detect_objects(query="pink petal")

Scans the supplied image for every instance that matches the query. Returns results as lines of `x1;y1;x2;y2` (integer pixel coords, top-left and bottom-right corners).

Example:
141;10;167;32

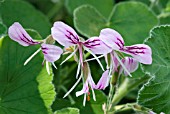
8;22;40;46
95;70;109;90
99;28;124;50
121;44;152;64
83;37;112;55
76;64;96;97
51;21;79;47
119;57;139;76
76;81;89;97
41;44;63;62
111;52;119;72
87;72;96;89
149;111;156;114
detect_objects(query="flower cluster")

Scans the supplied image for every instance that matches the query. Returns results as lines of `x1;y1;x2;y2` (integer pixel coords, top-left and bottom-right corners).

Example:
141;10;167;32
8;21;152;106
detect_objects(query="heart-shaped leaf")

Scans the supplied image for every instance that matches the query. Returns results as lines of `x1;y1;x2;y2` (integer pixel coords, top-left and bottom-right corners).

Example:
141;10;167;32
0;0;51;38
137;25;170;114
0;30;56;114
66;0;114;18
74;2;158;45
74;5;107;39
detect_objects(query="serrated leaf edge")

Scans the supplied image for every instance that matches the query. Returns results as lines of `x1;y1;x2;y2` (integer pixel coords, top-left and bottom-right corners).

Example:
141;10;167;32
137;25;170;105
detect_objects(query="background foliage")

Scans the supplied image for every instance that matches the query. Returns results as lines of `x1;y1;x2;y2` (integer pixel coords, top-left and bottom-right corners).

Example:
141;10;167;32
0;0;170;114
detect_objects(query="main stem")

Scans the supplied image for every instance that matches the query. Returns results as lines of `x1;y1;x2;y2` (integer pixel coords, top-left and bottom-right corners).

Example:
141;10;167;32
110;75;150;109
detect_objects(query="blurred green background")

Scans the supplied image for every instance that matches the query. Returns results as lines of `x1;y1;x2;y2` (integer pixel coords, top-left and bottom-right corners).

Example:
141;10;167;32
0;0;170;114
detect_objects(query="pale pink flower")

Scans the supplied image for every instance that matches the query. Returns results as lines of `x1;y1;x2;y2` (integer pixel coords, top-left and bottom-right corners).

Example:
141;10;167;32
8;22;63;74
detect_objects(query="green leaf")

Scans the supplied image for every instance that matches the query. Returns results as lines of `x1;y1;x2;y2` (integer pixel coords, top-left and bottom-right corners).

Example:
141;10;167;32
131;0;151;5
26;0;55;14
0;23;7;37
165;0;170;12
109;2;158;45
66;0;114;18
0;0;51;38
74;2;158;45
0;30;56;114
74;5;107;38
54;107;79;114
137;25;170;114
52;98;72;111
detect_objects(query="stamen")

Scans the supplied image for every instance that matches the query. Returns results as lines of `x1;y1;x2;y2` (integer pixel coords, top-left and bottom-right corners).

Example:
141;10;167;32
60;47;78;65
109;56;113;77
113;52;132;77
83;94;87;106
46;61;50;75
84;46;105;71
105;55;110;69
90;85;96;101
76;61;81;79
24;48;41;65
85;55;105;62
42;59;45;66
63;73;83;98
52;62;57;69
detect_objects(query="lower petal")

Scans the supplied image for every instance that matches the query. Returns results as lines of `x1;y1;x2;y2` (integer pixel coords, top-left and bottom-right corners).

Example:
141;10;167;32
119;57;139;76
76;81;89;97
96;70;110;90
41;44;63;62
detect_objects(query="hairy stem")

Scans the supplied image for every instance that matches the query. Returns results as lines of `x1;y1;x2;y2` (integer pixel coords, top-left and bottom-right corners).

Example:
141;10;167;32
111;75;150;108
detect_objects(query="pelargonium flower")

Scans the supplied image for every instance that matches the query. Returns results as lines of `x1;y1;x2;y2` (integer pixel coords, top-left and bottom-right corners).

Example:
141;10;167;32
51;22;112;102
8;22;63;74
75;62;96;106
51;21;111;70
75;69;111;106
98;28;152;76
85;28;152;92
63;62;96;106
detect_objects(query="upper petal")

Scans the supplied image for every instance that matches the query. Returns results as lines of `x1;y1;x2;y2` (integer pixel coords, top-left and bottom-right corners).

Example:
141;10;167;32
83;37;112;55
51;21;79;47
8;22;40;46
99;28;124;50
41;44;63;62
121;44;152;64
119;57;139;76
95;70;109;90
